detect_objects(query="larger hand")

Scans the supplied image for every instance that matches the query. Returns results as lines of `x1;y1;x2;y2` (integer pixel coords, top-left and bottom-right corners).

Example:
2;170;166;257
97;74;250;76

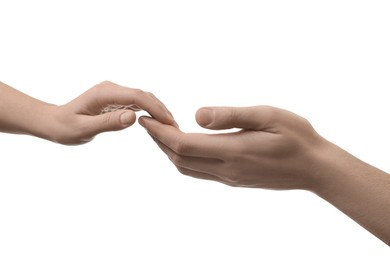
139;106;324;190
139;105;390;245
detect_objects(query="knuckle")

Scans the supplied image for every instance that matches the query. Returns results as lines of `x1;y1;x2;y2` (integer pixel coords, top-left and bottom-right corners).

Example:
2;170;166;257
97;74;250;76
171;135;191;155
176;166;190;176
261;105;277;118
132;88;145;96
168;153;184;166
132;90;160;104
225;181;239;188
260;105;275;113
100;80;113;86
223;171;242;185
300;117;313;129
147;92;159;101
93;80;114;92
227;109;240;124
97;80;113;88
144;91;154;97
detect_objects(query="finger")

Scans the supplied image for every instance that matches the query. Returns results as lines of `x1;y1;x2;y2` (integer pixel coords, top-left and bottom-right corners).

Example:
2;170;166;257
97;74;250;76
148;131;229;184
195;106;283;131
139;116;237;159
89;81;178;127
150;133;224;174
82;110;136;136
175;166;229;185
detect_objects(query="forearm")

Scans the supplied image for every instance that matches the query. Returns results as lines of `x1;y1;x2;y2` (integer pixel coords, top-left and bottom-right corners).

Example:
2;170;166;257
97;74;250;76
0;81;57;140
312;139;390;245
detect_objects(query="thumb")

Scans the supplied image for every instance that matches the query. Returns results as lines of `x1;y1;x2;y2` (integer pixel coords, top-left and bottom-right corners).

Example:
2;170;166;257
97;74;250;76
195;106;278;130
85;110;136;135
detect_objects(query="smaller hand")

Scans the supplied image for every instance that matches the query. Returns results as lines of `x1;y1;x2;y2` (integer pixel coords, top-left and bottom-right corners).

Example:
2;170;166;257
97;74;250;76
49;81;177;145
139;106;325;190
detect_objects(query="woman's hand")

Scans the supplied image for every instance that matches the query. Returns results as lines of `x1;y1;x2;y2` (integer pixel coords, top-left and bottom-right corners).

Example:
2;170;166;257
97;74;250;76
48;81;177;145
0;80;177;145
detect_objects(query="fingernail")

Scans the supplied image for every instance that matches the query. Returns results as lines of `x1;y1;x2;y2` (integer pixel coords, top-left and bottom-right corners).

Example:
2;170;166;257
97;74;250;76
197;108;214;126
120;111;134;126
138;116;149;127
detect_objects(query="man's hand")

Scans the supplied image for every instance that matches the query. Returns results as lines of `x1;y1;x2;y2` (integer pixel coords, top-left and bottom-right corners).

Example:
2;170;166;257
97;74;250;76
139;105;390;245
139;106;325;190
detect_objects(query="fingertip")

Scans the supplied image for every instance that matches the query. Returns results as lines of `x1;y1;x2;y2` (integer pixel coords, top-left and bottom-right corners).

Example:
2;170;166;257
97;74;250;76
196;107;214;127
139;115;180;130
138;115;152;127
120;111;136;126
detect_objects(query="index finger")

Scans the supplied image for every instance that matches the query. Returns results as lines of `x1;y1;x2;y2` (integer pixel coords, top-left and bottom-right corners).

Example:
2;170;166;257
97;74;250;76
92;81;177;126
139;116;236;159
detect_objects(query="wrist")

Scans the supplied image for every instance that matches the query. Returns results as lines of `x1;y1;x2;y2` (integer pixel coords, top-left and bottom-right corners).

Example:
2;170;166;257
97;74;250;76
28;102;61;142
307;138;363;197
306;137;390;245
302;138;348;193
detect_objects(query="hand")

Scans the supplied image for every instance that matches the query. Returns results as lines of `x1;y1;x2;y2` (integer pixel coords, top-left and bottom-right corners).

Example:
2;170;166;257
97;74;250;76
47;81;177;145
139;106;326;190
140;105;390;245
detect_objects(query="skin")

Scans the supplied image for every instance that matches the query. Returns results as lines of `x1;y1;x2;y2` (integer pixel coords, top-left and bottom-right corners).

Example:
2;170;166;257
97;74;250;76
139;106;390;245
0;81;177;145
1;81;389;245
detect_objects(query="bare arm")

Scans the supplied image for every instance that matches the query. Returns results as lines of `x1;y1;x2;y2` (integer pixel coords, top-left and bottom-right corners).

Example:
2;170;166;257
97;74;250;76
0;81;176;145
139;106;390;245
0;81;55;137
313;140;390;245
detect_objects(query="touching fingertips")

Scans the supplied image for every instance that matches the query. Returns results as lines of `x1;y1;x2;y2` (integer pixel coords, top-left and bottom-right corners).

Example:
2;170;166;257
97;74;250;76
138;116;151;127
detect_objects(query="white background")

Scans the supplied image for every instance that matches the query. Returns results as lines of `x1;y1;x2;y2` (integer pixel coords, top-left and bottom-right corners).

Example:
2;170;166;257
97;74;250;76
1;0;389;259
